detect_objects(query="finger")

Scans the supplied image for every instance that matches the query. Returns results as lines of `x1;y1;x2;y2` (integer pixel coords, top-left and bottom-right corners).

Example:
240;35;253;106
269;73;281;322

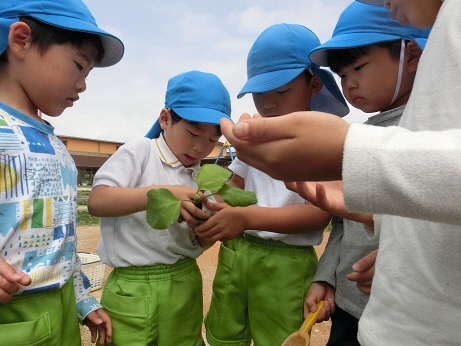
90;327;97;343
352;249;378;272
204;200;227;212
296;181;316;204
315;183;331;210
284;181;297;193
0;275;21;295
356;282;372;295
0;259;31;285
98;327;106;346
231;115;288;141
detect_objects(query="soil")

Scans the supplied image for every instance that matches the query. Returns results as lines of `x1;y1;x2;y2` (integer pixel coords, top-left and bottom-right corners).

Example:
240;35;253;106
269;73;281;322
77;226;331;346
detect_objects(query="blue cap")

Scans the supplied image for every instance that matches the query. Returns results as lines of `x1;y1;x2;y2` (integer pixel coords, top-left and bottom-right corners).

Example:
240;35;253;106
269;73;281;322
0;0;124;67
145;71;232;139
238;23;349;117
309;2;430;66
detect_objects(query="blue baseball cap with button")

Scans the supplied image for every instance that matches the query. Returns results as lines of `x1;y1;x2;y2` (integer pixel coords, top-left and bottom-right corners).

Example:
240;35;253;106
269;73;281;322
238;23;349;117
309;1;430;67
145;70;232;139
0;0;124;67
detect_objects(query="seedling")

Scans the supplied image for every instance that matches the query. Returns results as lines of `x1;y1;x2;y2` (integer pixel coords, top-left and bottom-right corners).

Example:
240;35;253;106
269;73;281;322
146;164;257;229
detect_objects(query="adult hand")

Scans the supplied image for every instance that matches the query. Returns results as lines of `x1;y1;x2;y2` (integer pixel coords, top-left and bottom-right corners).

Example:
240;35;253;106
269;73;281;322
220;112;349;182
0;258;31;303
83;308;112;345
286;181;373;224
346;249;378;295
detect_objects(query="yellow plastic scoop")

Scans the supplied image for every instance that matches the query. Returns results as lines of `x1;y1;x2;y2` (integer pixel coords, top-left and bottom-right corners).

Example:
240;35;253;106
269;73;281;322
281;301;324;346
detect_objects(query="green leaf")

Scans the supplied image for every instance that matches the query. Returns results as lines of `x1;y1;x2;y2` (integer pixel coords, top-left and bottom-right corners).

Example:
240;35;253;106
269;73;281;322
196;164;232;191
146;188;181;229
217;184;257;207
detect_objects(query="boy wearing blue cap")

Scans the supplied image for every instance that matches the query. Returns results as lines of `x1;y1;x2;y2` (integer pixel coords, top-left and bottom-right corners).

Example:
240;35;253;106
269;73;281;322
301;2;430;345
87;70;231;346
195;24;348;346
220;0;461;344
0;0;123;345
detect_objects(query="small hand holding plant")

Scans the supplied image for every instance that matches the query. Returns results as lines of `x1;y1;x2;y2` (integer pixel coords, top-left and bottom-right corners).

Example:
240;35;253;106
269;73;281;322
146;164;257;229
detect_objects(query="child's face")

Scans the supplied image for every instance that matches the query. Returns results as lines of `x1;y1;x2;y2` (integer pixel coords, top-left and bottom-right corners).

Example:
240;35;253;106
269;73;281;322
251;73;315;117
19;42;96;120
337;45;406;113
161;113;221;167
385;0;441;28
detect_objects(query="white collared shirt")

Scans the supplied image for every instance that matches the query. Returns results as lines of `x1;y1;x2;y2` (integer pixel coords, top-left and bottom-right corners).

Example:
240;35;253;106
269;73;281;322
94;135;203;267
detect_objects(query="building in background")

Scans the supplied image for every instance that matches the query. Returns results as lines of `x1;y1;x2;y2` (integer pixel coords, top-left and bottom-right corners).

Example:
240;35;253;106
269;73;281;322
58;135;234;186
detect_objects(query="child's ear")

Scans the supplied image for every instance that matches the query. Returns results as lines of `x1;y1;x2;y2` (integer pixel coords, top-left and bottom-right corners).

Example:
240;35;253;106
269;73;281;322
159;108;171;130
8;22;33;59
406;41;423;74
309;75;323;99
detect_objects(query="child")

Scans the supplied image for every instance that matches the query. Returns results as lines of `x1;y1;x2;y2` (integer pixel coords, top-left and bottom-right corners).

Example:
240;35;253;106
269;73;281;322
304;2;430;345
195;23;348;346
0;0;123;345
221;0;461;344
87;70;231;346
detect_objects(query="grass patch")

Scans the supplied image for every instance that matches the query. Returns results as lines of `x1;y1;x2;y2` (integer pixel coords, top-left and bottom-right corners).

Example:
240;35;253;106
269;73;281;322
78;211;100;226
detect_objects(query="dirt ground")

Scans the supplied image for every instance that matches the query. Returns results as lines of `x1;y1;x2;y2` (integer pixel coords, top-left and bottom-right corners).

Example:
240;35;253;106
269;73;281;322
77;226;331;346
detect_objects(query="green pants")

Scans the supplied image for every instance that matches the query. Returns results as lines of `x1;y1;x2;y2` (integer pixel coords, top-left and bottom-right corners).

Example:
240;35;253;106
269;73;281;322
0;278;81;346
101;257;203;346
205;235;318;346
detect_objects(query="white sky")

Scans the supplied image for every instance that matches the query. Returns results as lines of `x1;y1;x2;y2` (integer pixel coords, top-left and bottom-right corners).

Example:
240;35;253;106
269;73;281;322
48;0;368;143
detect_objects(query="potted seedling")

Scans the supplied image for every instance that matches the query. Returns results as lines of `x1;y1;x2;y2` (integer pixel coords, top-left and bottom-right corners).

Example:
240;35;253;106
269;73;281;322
146;164;257;229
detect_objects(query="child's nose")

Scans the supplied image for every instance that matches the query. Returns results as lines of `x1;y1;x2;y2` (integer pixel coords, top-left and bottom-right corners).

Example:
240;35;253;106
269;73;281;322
76;77;87;93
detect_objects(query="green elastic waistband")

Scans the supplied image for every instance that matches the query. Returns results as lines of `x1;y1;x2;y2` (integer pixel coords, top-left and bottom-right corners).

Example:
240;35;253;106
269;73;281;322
113;257;196;280
238;234;315;253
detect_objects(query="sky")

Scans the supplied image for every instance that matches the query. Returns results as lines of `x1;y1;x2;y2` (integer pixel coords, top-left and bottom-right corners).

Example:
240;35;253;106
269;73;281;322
48;0;369;143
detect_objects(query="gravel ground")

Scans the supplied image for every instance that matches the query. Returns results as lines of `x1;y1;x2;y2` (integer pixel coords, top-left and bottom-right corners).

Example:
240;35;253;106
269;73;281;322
77;226;331;346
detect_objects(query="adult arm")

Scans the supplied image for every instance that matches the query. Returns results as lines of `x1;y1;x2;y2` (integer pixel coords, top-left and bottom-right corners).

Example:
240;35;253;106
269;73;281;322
221;114;461;225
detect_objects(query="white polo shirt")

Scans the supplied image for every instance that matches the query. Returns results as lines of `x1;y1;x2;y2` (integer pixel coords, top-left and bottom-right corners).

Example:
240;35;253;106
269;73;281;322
94;135;203;267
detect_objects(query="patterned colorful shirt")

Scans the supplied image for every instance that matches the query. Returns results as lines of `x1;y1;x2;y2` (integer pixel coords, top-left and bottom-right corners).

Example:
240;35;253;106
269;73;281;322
0;103;100;320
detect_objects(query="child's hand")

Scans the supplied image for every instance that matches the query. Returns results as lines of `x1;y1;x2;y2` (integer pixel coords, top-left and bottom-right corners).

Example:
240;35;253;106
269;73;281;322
83;308;112;345
0;258;31;303
304;281;335;321
346;249;377;295
164;185;208;226
194;201;247;241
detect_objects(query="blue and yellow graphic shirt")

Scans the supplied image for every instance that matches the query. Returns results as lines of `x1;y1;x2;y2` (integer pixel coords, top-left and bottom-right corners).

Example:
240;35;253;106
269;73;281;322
0;103;101;320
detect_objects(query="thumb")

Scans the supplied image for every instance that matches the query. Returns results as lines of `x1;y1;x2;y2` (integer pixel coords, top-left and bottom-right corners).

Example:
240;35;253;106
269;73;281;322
0;259;31;285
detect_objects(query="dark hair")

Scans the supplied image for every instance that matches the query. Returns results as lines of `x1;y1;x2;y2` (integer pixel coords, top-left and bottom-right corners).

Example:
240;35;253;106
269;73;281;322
168;108;222;136
303;69;314;83
327;40;404;74
0;16;104;65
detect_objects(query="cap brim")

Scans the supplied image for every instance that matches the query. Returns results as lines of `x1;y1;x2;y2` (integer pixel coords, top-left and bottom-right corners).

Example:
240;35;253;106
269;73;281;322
173;107;231;125
311;69;349;117
310;33;402;67
145;108;231;139
237;68;305;99
33;14;124;67
356;0;384;4
310;33;428;67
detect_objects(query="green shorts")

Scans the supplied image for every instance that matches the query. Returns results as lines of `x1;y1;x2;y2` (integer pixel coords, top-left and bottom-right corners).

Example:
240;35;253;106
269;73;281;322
101;257;203;346
205;235;318;346
0;277;80;346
